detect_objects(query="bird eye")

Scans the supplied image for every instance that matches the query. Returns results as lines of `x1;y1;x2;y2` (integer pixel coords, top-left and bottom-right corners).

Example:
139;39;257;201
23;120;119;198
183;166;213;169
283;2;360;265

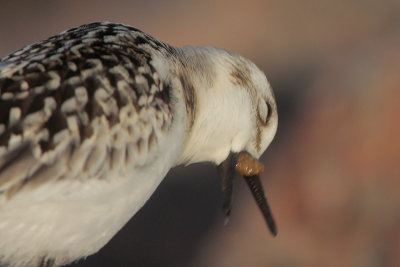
257;99;272;124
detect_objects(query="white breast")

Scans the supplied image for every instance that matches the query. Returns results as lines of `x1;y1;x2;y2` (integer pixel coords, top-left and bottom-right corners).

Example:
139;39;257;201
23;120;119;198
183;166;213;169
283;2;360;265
0;103;187;267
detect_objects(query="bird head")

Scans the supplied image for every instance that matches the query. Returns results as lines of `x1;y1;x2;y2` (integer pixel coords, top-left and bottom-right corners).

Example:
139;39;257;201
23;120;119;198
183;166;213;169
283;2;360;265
174;47;278;235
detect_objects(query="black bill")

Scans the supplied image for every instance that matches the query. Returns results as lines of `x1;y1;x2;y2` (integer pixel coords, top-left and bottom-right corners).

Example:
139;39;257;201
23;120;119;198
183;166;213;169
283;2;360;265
217;152;277;236
243;174;277;236
217;152;239;220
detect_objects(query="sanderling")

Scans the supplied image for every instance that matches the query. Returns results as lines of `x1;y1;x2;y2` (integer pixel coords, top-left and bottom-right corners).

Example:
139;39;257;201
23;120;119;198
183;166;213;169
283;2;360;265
0;21;278;267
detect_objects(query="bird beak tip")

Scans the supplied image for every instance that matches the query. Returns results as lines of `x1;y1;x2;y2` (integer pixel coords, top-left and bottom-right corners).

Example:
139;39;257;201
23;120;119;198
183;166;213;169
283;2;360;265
217;151;278;236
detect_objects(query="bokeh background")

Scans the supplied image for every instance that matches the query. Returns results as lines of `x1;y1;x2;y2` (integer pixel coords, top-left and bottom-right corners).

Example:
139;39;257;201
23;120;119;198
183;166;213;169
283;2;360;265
1;1;400;266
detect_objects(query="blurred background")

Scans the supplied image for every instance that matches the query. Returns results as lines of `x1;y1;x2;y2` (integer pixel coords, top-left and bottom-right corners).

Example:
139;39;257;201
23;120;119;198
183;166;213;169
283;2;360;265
1;0;400;266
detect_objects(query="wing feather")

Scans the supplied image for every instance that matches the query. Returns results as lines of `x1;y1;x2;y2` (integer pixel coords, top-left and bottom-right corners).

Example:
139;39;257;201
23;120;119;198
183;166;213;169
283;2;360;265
0;22;173;199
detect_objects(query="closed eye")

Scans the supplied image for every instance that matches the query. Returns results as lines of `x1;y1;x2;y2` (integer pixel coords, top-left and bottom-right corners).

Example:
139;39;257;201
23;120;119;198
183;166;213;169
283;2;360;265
257;99;272;125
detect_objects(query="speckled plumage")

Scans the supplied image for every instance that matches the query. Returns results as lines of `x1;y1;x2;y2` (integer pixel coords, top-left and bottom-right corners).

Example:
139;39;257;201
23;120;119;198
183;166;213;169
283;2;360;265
0;22;278;267
0;22;175;193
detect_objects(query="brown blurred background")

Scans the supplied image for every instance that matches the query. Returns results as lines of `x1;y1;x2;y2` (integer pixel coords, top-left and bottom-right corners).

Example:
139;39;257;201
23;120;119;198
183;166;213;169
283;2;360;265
1;0;400;266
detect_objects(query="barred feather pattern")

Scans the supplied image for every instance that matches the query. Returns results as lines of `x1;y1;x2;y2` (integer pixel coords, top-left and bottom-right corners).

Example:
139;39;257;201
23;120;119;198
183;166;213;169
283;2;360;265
0;22;173;198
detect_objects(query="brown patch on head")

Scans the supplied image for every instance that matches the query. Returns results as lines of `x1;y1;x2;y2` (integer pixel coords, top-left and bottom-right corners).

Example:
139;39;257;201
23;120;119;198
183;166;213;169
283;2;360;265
230;61;253;89
230;61;259;112
255;119;262;153
231;69;250;88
